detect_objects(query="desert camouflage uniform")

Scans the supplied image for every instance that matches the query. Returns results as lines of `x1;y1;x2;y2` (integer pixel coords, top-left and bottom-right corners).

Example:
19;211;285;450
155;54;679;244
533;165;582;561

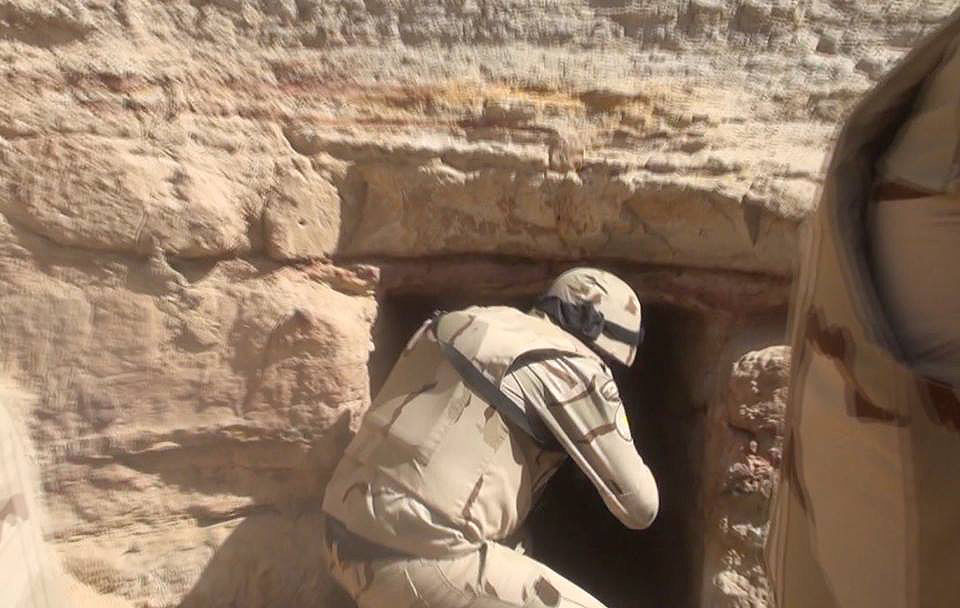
766;11;960;608
322;302;657;608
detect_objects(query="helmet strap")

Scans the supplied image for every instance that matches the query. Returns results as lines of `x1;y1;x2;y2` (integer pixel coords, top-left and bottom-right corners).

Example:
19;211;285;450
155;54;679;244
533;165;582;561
535;296;604;341
534;296;643;349
601;319;645;347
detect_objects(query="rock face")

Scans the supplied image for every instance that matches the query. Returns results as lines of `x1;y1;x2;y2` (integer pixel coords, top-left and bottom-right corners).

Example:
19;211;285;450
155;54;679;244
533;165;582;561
0;1;954;606
702;346;790;608
1;379;136;607
0;216;375;605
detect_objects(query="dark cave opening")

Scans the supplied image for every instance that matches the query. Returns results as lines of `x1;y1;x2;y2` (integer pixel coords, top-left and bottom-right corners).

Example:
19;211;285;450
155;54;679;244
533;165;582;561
526;303;706;608
367;293;707;608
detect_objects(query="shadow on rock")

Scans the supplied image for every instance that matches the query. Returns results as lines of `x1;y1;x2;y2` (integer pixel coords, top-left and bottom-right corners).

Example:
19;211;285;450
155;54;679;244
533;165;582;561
178;506;354;608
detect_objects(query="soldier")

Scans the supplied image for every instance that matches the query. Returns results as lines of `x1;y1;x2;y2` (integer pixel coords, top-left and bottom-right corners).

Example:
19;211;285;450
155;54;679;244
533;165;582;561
766;11;960;608
322;268;658;608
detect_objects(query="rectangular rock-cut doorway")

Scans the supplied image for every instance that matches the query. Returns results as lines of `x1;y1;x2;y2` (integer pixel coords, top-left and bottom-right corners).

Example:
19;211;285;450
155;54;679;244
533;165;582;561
366;285;708;608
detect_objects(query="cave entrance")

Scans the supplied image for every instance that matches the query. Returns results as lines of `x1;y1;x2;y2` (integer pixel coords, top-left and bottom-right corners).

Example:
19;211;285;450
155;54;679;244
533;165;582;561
368;291;707;608
526;303;706;608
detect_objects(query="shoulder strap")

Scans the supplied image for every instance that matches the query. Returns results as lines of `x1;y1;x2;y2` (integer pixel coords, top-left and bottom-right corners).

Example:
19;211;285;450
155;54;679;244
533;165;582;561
432;318;561;451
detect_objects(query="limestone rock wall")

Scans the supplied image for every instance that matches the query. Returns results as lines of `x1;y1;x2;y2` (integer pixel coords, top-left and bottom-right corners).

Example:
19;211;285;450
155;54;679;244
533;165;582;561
702;344;790;608
0;216;375;605
0;1;955;606
3;1;954;275
2;379;135;607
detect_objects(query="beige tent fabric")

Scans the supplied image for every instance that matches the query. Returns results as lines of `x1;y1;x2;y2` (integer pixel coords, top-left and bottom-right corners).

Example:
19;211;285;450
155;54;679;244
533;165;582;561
879;34;960;194
869;194;960;385
766;11;960;608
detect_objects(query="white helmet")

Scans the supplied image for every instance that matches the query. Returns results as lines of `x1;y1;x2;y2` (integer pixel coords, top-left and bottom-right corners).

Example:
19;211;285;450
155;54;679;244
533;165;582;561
536;267;644;367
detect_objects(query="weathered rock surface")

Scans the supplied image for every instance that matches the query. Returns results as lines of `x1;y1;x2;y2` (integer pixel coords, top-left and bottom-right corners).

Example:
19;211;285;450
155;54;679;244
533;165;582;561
2;380;73;608
2;1;955;273
2;379;136;607
0;209;375;604
702;345;790;608
0;0;953;606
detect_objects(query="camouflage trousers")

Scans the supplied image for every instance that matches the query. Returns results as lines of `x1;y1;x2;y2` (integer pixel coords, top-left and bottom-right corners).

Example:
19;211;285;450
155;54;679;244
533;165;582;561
326;535;607;608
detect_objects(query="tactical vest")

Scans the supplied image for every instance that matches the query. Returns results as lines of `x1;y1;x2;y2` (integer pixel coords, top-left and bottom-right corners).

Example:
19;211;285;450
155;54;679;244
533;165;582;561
766;13;960;608
323;306;598;552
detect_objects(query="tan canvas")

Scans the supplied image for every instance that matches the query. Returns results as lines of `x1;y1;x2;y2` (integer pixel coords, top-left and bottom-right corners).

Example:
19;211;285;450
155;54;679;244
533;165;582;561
869;194;960;384
879;34;960;193
766;11;960;608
